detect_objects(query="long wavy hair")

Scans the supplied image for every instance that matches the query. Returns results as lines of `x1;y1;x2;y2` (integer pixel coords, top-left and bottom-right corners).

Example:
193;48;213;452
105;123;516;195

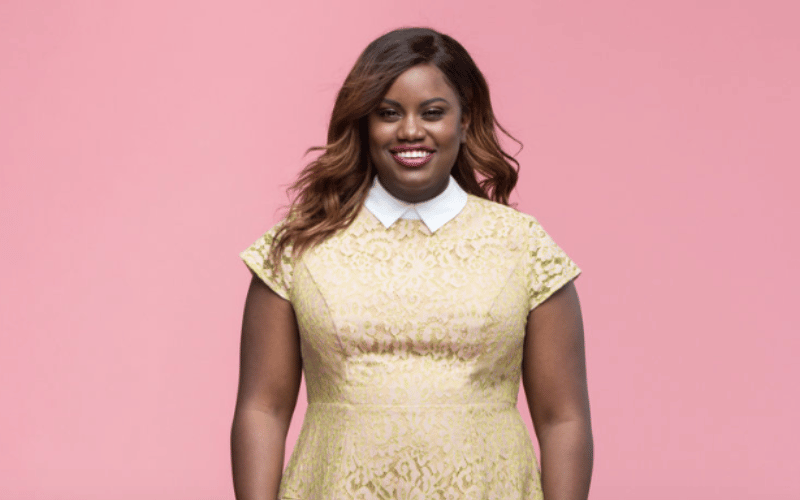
271;27;521;263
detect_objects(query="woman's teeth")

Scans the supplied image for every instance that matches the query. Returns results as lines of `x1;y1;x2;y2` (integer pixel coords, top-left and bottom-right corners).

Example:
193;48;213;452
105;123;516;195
395;150;432;158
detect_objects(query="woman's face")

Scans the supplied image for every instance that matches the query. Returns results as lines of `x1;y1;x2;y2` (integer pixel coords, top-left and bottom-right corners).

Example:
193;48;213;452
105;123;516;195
367;63;470;203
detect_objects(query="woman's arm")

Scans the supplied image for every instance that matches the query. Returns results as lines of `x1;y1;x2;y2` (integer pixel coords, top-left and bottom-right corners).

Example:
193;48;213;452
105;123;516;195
522;280;593;500
231;275;302;500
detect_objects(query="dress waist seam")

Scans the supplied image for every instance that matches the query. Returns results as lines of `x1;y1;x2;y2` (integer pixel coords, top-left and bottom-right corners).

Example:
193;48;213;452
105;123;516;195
307;401;516;408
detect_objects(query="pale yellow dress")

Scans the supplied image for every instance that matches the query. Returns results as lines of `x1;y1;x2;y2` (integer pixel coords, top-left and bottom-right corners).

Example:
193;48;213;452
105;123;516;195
240;195;581;500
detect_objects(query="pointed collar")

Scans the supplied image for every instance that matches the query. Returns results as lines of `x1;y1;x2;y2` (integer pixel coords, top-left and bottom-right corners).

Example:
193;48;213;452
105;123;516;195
364;175;468;233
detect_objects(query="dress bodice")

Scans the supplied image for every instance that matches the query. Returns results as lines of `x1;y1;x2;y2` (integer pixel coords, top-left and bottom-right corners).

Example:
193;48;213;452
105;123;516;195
240;196;581;499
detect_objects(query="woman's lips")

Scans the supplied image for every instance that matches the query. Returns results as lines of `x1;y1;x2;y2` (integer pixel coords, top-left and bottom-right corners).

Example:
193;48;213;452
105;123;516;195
390;151;434;168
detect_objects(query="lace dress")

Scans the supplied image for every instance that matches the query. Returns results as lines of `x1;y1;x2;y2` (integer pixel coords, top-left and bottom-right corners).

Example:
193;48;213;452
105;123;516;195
240;195;581;500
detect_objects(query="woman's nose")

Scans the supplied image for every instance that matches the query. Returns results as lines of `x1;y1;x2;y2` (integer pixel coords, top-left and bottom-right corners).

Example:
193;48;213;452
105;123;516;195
398;115;425;141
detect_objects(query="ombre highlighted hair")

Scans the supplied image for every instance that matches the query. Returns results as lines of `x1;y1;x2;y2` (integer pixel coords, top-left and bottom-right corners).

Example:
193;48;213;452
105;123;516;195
271;27;521;263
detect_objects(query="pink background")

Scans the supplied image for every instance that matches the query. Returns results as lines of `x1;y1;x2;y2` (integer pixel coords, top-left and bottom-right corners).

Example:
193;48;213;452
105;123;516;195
2;1;798;499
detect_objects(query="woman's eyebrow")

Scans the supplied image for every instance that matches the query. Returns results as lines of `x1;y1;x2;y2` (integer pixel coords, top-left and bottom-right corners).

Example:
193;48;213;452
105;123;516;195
381;97;450;108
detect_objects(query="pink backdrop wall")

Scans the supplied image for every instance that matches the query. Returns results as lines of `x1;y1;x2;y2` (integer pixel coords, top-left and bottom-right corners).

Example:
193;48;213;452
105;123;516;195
2;1;798;499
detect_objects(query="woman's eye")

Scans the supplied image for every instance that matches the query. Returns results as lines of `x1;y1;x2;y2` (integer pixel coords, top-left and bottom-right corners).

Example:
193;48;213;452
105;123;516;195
378;109;399;118
423;109;444;119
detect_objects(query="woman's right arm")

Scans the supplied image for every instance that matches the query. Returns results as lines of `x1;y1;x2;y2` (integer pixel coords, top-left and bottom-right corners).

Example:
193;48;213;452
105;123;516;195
231;274;302;500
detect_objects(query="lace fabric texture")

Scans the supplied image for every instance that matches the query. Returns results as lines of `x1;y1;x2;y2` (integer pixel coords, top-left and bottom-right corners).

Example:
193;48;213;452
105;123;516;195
240;195;581;500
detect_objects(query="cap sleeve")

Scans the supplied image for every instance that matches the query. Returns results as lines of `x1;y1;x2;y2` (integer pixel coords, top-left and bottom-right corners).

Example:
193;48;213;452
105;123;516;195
239;220;294;301
525;217;582;310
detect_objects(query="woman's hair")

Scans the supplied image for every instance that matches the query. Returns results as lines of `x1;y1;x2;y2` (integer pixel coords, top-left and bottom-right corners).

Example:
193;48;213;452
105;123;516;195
271;27;521;263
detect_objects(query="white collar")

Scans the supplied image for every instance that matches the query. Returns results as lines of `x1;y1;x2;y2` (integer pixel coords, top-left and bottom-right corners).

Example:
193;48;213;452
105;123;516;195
364;175;468;233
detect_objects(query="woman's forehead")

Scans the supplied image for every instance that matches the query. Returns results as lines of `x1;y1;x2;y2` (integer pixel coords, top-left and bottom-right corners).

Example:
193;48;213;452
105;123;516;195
382;64;459;103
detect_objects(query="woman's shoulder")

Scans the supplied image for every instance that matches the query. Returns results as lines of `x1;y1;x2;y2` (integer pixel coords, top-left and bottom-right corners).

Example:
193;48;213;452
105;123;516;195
460;195;573;257
464;194;540;229
243;215;291;251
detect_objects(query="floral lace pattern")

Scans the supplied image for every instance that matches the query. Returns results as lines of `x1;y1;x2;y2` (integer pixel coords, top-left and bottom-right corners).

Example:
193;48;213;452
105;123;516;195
240;196;581;499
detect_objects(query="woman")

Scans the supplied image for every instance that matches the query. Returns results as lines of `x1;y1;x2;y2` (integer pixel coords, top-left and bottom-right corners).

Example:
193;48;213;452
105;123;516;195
232;27;593;500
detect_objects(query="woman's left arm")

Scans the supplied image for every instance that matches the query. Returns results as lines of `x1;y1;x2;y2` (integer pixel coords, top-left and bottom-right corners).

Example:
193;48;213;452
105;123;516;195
522;280;593;500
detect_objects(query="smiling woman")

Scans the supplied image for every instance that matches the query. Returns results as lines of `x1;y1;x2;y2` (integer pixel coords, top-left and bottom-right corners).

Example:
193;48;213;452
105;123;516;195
232;27;593;500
